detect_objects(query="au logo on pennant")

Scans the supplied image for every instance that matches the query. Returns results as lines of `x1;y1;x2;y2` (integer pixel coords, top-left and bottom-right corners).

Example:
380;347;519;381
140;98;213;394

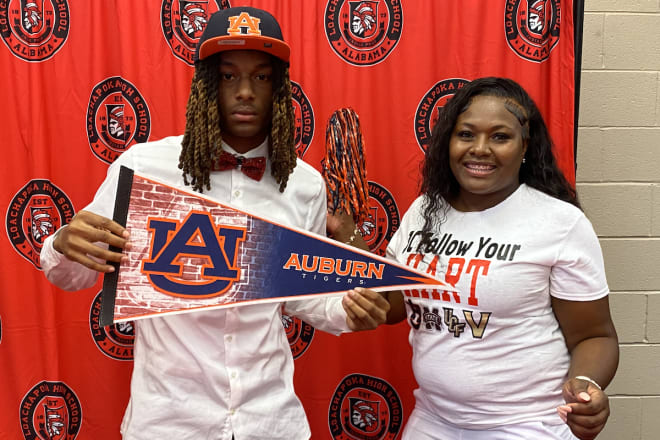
100;167;452;326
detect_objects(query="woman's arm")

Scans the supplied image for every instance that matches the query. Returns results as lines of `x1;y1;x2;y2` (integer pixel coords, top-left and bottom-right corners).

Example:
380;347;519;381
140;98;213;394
552;296;619;440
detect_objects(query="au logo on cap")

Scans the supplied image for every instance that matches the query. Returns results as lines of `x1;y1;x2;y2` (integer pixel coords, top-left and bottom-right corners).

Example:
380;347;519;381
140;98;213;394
227;12;262;36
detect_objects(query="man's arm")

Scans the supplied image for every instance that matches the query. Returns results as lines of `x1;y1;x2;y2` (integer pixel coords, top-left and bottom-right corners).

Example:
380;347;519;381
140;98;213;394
325;211;393;330
42;148;133;291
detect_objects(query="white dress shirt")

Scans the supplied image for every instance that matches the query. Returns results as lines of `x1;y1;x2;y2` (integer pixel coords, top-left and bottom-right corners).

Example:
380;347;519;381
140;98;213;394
41;136;349;440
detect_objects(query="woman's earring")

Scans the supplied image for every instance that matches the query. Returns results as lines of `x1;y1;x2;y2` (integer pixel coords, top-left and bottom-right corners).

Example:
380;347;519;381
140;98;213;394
522;157;526;164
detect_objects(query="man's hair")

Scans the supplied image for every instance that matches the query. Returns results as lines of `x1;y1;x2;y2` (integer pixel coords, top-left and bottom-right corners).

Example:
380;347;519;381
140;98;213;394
179;54;296;193
419;76;579;237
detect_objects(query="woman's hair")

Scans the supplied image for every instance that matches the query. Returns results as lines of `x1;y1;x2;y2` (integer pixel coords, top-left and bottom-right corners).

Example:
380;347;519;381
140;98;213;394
179;54;297;193
420;76;580;236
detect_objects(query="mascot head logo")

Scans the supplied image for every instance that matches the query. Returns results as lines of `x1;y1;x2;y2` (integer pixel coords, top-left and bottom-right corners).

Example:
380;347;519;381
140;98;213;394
325;0;403;66
6;180;74;269
414;78;470;153
505;0;560;63
350;398;380;433
528;0;549;33
350;1;378;38
180;1;208;41
1;0;70;62
329;374;402;440
20;381;82;440
21;0;44;34
86;76;151;164
105;104;128;143
291;81;315;157
30;206;54;247
358;181;399;257
160;0;230;65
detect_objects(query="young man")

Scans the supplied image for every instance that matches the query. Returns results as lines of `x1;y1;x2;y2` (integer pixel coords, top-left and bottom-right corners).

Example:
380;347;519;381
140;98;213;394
41;7;388;440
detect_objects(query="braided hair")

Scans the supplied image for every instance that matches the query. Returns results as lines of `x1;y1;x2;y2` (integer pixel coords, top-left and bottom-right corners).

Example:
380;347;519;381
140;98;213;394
420;77;580;238
179;54;296;193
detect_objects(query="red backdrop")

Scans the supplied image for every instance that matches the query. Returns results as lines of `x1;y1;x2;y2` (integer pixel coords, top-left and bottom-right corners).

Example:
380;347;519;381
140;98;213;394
0;1;575;438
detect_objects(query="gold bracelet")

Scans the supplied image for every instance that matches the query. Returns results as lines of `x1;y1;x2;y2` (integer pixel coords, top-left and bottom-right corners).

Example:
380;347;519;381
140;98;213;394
345;226;360;245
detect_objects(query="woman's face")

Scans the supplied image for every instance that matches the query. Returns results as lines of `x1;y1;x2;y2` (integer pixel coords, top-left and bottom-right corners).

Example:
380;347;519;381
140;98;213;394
448;95;527;212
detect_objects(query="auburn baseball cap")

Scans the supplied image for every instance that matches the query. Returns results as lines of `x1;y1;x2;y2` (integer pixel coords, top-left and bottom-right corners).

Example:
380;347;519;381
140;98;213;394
195;7;290;63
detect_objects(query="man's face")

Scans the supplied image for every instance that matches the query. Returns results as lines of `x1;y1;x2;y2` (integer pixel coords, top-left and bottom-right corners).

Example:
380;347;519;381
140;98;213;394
217;50;274;154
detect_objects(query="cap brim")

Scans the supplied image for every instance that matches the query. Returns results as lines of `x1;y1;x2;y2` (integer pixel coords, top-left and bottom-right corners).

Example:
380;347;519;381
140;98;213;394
198;35;290;62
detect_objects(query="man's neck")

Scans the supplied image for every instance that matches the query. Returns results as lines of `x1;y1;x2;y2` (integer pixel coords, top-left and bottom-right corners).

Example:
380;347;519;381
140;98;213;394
222;134;268;155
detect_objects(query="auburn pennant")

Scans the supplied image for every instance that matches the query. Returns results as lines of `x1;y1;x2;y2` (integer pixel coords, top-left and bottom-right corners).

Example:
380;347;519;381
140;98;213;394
100;166;456;326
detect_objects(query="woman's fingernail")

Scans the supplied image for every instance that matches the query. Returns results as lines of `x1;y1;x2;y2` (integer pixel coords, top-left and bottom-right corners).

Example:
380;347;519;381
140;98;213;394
579;392;591;402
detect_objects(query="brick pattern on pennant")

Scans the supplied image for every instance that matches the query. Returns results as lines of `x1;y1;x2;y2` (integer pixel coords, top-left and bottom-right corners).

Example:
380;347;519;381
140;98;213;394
114;174;270;321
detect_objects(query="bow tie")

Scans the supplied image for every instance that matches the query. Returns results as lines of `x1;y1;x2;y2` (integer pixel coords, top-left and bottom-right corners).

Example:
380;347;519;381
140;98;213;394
212;150;266;181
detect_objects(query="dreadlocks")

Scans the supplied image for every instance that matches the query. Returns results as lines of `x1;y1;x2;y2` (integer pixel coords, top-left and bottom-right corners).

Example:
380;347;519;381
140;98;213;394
269;57;297;192
179;57;222;192
179;54;297;193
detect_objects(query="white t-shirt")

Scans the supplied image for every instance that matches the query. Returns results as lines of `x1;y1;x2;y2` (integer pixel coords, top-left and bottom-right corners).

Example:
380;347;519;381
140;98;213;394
41;136;349;440
386;184;608;430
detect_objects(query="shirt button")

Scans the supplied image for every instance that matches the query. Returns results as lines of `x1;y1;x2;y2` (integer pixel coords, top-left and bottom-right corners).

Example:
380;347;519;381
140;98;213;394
229;408;235;415
233;190;240;197
231;372;237;379
226;335;232;342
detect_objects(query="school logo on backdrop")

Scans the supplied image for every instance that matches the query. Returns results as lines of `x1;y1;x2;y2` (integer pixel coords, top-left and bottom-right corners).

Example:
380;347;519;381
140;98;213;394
358;181;399;257
505;0;560;62
90;292;134;361
20;381;82;440
6;179;74;269
86;76;151;164
161;0;230;65
282;308;315;359
291;81;315;157
414;78;470;153
325;0;403;66
329;374;402;440
0;0;69;62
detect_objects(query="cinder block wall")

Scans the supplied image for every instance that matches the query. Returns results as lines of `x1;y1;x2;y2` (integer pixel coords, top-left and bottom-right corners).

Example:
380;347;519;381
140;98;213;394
577;1;660;439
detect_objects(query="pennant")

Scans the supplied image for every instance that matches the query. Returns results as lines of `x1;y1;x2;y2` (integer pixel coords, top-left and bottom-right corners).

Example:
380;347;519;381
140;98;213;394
100;167;454;326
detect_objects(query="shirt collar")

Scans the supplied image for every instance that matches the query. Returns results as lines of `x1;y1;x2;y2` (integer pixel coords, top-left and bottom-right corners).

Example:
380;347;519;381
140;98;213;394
221;138;269;159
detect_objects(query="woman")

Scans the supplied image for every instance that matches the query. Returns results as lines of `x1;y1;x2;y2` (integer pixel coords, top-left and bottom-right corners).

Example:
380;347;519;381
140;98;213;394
341;77;618;440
